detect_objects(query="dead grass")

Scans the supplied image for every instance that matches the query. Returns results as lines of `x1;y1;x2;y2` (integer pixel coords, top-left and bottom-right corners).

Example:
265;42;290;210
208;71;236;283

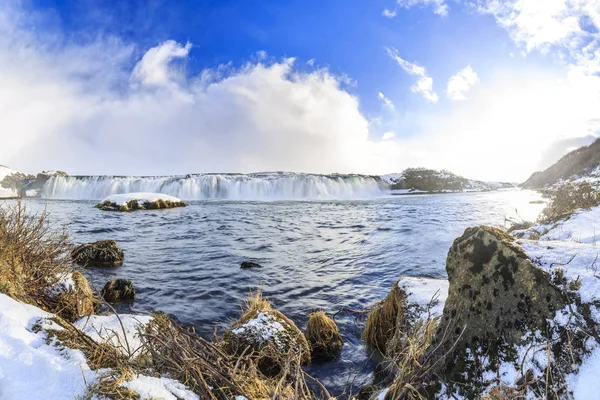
305;311;343;361
139;311;316;399
43;315;125;370
363;281;407;355
383;318;440;400
0;202;99;321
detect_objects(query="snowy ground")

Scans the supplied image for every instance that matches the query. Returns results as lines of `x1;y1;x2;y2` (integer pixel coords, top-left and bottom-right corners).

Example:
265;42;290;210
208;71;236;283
0;292;196;399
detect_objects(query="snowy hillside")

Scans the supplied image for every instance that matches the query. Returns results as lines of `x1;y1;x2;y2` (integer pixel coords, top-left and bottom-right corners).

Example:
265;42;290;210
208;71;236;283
382;168;514;193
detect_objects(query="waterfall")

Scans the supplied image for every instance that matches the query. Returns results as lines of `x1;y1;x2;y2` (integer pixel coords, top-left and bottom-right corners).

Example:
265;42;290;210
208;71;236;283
41;173;388;200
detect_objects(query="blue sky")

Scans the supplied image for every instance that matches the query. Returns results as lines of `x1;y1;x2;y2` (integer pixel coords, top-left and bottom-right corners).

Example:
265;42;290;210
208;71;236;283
1;0;599;180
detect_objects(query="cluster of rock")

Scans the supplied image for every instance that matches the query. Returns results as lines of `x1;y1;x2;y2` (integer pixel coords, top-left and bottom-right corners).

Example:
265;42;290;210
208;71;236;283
70;240;136;304
363;225;599;398
96;198;188;212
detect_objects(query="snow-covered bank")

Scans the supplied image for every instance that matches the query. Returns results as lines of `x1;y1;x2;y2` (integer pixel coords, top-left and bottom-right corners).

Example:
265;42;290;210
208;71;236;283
0;293;96;399
0;292;197;399
74;314;153;358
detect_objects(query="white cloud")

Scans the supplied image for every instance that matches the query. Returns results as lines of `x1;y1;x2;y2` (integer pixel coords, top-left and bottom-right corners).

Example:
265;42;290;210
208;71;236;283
0;3;406;176
397;0;449;16
447;65;478;100
131;40;192;89
386;47;438;103
378;92;395;110
382;131;396;140
382;8;397;18
471;0;600;74
307;58;315;66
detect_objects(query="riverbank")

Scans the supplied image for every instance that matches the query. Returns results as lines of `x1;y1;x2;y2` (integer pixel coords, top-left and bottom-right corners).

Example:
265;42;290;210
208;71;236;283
0;185;597;398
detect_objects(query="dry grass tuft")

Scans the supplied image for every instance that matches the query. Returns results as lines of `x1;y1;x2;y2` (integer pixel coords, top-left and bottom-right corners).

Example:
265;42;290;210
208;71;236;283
80;368;140;400
44;315;126;370
305;311;343;361
383;318;440;400
363;281;407;355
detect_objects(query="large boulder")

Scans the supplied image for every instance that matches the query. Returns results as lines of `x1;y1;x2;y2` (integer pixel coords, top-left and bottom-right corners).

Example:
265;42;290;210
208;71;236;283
222;294;310;376
433;226;567;396
71;240;124;267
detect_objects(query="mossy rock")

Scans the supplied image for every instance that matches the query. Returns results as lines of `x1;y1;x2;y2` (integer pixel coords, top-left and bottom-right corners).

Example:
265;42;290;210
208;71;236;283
102;279;136;302
433;226;566;396
71;240;124;267
222;297;310;376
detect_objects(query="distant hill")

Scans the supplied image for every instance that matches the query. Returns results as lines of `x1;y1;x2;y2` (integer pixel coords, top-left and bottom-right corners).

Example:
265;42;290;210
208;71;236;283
522;138;600;189
382;168;514;193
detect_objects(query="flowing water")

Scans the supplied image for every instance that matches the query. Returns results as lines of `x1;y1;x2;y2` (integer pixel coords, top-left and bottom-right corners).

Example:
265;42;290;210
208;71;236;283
6;187;545;396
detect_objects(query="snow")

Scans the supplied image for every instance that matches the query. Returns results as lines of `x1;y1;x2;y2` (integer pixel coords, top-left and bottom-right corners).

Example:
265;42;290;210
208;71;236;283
99;192;183;205
231;312;289;351
73;314;153;358
0;293;96;400
122;374;199;400
571;346;600;400
398;277;449;318
538;206;600;244
48;272;75;296
518;239;600;305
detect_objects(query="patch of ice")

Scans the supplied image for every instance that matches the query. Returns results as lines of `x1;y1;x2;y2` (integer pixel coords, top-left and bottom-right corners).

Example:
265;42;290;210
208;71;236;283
122;374;199;400
74;314;153;358
99;192;183;206
0;293;96;399
376;387;390;400
398;277;449;318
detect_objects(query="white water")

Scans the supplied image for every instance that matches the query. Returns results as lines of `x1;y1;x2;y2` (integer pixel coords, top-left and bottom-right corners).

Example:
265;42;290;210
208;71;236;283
41;173;387;200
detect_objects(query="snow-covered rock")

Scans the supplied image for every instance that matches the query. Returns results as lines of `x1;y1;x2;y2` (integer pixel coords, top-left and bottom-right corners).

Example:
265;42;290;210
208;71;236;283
95;192;188;211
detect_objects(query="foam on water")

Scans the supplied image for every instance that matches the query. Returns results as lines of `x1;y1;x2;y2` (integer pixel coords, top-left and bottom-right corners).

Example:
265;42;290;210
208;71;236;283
41;173;386;200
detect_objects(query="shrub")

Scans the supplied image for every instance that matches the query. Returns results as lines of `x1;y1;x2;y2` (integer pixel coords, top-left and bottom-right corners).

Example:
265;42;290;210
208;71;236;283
0;172;35;194
540;182;600;222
